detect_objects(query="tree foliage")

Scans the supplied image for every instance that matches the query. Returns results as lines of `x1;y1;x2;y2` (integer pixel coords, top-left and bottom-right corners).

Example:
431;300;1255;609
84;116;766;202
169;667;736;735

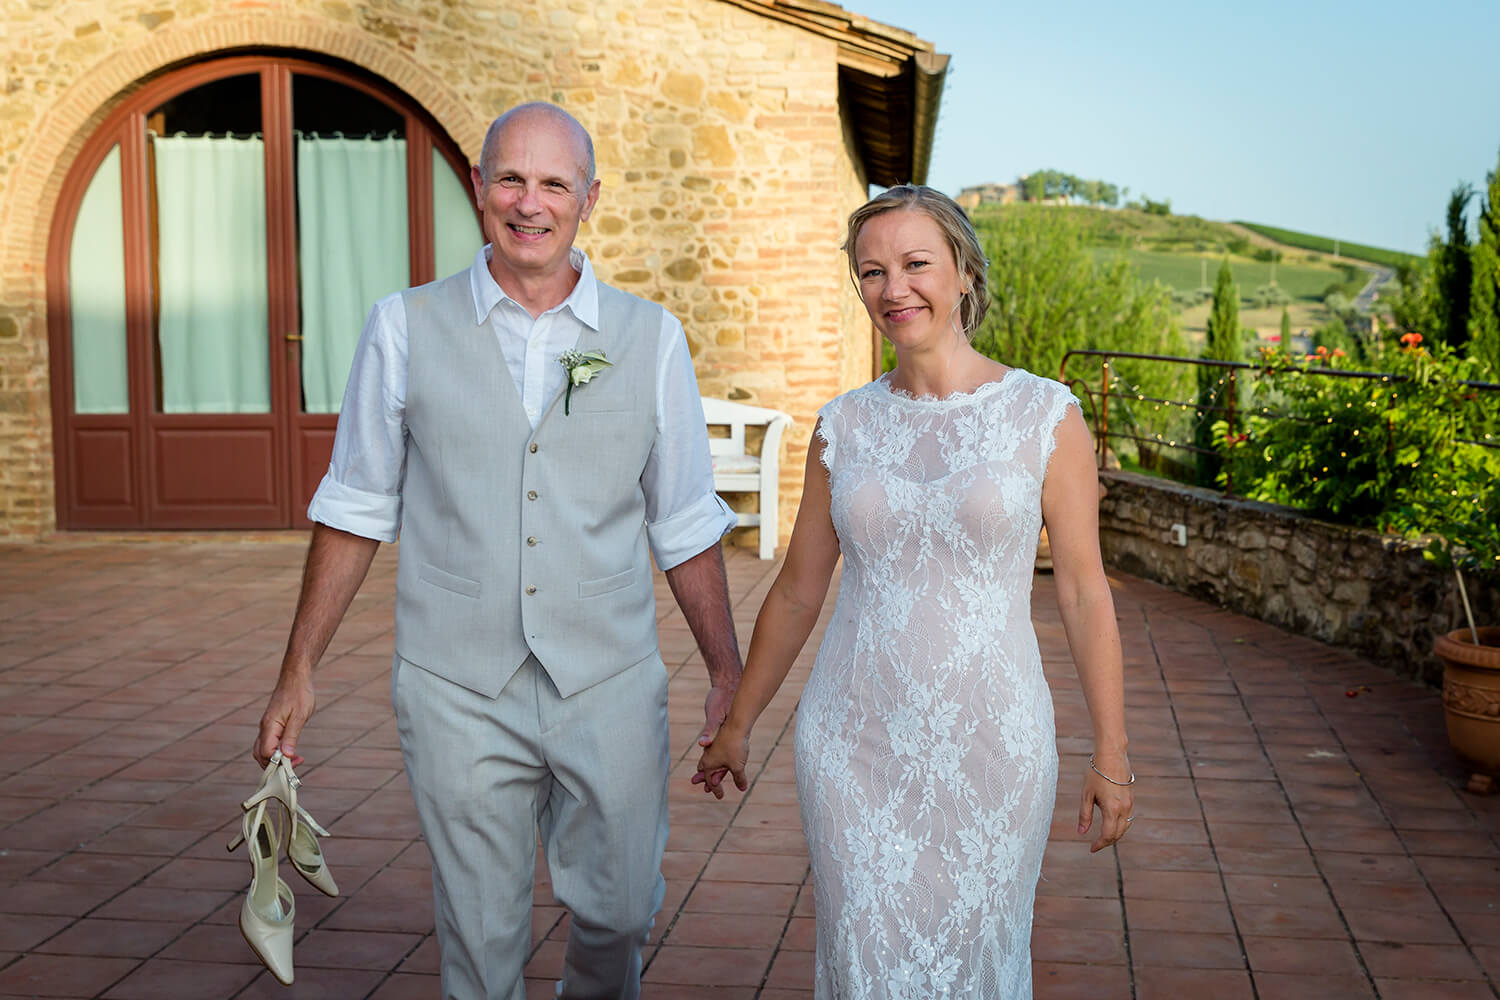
1471;150;1500;375
1019;168;1120;206
1195;260;1242;484
1434;184;1475;350
969;208;1187;414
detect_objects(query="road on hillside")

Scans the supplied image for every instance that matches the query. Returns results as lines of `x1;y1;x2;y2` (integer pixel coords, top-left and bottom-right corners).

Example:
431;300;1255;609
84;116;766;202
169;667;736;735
1356;267;1395;314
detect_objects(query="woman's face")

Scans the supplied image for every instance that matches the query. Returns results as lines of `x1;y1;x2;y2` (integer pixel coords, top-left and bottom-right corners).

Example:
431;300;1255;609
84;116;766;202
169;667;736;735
853;208;966;352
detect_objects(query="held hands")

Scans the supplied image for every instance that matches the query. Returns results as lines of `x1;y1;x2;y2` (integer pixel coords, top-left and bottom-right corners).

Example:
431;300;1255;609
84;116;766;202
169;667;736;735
692;725;750;800
1078;749;1135;853
699;682;737;749
254;670;316;768
691;682;748;800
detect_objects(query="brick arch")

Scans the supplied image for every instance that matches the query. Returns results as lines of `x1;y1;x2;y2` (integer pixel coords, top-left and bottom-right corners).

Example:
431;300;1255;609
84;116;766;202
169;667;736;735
2;12;484;316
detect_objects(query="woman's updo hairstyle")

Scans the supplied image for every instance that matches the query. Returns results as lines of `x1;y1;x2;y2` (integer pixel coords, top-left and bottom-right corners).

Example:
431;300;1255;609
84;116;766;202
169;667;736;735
840;184;991;338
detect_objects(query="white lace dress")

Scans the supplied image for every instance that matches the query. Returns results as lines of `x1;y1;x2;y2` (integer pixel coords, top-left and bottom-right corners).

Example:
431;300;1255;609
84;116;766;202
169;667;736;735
795;369;1079;999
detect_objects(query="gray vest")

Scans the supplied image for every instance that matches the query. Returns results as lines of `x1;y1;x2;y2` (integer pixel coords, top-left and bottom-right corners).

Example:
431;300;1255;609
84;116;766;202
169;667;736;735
393;269;663;699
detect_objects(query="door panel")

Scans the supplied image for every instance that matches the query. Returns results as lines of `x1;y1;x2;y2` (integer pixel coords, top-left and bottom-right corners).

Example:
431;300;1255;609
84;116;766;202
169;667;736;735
143;72;287;527
153;426;278;507
296;426;338;513
72;428;134;507
286;72;413;524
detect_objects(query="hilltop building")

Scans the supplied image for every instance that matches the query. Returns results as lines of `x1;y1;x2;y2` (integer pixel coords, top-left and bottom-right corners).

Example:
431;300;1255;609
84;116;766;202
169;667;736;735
0;0;947;540
956;181;1022;209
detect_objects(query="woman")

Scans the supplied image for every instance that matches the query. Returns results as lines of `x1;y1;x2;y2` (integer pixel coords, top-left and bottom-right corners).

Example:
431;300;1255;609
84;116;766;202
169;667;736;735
695;185;1133;998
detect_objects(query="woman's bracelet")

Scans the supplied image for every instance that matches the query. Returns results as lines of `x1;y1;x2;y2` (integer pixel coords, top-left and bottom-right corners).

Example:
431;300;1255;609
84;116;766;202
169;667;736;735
1089;754;1135;786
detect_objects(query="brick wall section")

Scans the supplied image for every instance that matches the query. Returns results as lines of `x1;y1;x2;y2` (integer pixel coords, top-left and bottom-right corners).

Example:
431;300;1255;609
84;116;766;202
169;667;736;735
0;0;873;540
1098;469;1500;687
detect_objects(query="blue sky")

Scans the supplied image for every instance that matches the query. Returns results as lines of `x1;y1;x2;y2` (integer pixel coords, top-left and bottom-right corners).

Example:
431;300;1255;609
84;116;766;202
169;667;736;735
850;0;1500;254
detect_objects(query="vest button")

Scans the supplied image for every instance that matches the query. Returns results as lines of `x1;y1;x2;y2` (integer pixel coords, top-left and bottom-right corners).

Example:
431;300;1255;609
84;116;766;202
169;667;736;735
527;490;538;500
527;536;538;547
525;585;537;595
529;443;538;453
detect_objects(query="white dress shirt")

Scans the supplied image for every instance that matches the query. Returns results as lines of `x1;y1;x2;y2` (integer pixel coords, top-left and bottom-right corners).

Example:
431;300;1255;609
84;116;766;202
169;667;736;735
308;245;736;570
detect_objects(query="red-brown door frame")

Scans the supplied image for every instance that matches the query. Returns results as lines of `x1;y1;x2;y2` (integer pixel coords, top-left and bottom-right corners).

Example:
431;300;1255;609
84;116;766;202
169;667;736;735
47;52;477;530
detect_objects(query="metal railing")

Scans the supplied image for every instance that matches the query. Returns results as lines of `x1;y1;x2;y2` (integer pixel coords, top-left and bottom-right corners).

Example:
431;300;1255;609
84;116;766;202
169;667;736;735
1057;349;1500;491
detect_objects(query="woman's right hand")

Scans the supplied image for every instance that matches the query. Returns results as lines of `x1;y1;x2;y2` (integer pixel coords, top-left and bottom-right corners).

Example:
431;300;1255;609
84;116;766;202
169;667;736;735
693;726;751;799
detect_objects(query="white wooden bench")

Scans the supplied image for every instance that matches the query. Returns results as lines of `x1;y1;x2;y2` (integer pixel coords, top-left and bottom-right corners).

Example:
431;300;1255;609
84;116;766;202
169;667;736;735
701;396;793;560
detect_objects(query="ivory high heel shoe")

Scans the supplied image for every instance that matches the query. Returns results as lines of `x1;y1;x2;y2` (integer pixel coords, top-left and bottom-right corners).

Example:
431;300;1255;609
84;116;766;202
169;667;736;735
229;799;296;985
243;750;339;897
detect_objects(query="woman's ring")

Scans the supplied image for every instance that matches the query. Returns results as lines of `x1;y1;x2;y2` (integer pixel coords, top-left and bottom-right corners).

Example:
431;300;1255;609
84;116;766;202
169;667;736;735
1125;816;1134;823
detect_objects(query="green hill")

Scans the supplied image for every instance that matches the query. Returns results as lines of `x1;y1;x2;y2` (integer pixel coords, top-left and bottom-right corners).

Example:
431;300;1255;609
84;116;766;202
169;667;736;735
1232;222;1420;270
970;202;1239;253
970;204;1370;300
968;204;1392;339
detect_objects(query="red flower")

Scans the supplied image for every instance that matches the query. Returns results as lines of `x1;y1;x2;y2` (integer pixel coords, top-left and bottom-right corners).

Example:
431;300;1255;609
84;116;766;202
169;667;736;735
1332;349;1347;358
1267;334;1282;343
1400;332;1423;347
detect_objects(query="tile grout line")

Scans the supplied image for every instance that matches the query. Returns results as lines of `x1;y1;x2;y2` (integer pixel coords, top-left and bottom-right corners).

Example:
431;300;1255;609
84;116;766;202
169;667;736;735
1144;602;1259;1000
1281;645;1500;998
643;704;801;982
1213;624;1383;998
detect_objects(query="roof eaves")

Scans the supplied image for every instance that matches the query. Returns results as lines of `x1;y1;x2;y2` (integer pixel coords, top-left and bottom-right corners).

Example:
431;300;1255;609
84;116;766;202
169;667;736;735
716;0;948;185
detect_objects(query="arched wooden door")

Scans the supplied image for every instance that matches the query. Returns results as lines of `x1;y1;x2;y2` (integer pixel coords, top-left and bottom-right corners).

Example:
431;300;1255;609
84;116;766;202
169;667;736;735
48;54;479;529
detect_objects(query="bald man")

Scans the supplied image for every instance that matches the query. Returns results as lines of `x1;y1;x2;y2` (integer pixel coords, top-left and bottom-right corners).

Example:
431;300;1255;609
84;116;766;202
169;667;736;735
254;103;743;999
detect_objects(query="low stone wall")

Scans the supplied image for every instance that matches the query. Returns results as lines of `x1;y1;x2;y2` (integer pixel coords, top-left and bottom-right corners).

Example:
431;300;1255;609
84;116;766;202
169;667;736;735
1097;470;1500;687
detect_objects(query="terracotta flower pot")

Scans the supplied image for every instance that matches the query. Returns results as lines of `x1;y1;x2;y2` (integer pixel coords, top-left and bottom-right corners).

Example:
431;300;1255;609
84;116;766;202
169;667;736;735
1438;627;1500;777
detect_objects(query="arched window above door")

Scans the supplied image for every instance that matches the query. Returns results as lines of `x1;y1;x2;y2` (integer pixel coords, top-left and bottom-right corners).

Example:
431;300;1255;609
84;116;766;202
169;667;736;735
49;53;480;530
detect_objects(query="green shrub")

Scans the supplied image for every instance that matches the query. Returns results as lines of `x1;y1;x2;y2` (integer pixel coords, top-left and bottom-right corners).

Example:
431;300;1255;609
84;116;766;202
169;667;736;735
1310;317;1368;363
972;206;1191;430
1248;284;1293;310
1216;340;1500;579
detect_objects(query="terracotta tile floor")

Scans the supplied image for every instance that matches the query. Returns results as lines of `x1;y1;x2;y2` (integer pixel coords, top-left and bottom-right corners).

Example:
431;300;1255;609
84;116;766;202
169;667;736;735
2;536;1498;998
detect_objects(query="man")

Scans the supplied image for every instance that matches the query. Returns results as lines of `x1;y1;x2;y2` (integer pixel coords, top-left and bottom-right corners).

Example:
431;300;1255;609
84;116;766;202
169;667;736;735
254;102;743;999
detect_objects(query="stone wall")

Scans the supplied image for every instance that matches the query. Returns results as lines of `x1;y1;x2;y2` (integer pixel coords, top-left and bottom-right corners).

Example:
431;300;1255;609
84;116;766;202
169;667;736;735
0;0;874;540
1098;470;1500;687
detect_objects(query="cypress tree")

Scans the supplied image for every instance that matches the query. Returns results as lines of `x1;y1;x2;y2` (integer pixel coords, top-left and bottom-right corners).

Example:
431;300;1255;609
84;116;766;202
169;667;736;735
1280;306;1291;348
1196;260;1241;486
1435;183;1474;350
1471;153;1500;375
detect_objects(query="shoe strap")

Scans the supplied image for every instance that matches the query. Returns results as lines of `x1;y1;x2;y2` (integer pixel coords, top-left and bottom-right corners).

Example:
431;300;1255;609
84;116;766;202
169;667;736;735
296;802;330;838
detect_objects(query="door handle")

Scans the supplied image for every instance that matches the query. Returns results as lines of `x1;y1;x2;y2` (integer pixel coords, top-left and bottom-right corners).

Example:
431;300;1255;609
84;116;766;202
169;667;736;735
284;333;304;342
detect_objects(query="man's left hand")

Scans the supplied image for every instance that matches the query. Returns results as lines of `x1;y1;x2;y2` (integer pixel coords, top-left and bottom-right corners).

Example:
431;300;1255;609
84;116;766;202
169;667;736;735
699;683;738;746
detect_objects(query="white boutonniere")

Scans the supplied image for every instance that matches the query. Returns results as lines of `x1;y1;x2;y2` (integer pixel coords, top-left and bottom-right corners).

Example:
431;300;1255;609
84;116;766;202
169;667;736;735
558;349;613;415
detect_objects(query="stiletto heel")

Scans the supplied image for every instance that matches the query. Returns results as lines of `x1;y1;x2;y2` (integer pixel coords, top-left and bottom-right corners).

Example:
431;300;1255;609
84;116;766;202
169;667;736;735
233;799;295;985
241;750;339;897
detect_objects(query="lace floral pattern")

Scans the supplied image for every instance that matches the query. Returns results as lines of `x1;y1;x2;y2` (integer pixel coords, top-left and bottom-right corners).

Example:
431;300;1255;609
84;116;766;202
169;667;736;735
795;369;1080;999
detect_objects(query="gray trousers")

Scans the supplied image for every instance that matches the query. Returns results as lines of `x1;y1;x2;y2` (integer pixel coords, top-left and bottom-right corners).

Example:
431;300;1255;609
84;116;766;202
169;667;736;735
392;652;670;1000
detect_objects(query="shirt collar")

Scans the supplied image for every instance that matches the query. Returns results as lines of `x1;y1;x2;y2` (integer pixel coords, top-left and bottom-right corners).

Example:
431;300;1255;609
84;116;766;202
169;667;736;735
468;244;600;331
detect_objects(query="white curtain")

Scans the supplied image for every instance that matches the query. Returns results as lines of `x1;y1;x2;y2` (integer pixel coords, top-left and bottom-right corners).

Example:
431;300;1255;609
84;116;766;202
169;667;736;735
296;134;410;413
153;134;271;413
70;145;130;414
433;146;480;279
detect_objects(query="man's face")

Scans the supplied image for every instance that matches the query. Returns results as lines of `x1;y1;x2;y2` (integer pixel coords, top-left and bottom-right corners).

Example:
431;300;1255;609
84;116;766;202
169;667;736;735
470;113;600;285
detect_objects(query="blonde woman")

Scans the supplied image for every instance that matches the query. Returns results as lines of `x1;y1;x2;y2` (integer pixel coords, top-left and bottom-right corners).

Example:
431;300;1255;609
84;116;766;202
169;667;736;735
696;186;1133;998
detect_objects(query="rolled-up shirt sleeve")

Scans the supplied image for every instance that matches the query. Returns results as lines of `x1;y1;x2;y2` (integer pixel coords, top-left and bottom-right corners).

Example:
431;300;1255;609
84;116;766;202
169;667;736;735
306;293;409;542
643;312;737;570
